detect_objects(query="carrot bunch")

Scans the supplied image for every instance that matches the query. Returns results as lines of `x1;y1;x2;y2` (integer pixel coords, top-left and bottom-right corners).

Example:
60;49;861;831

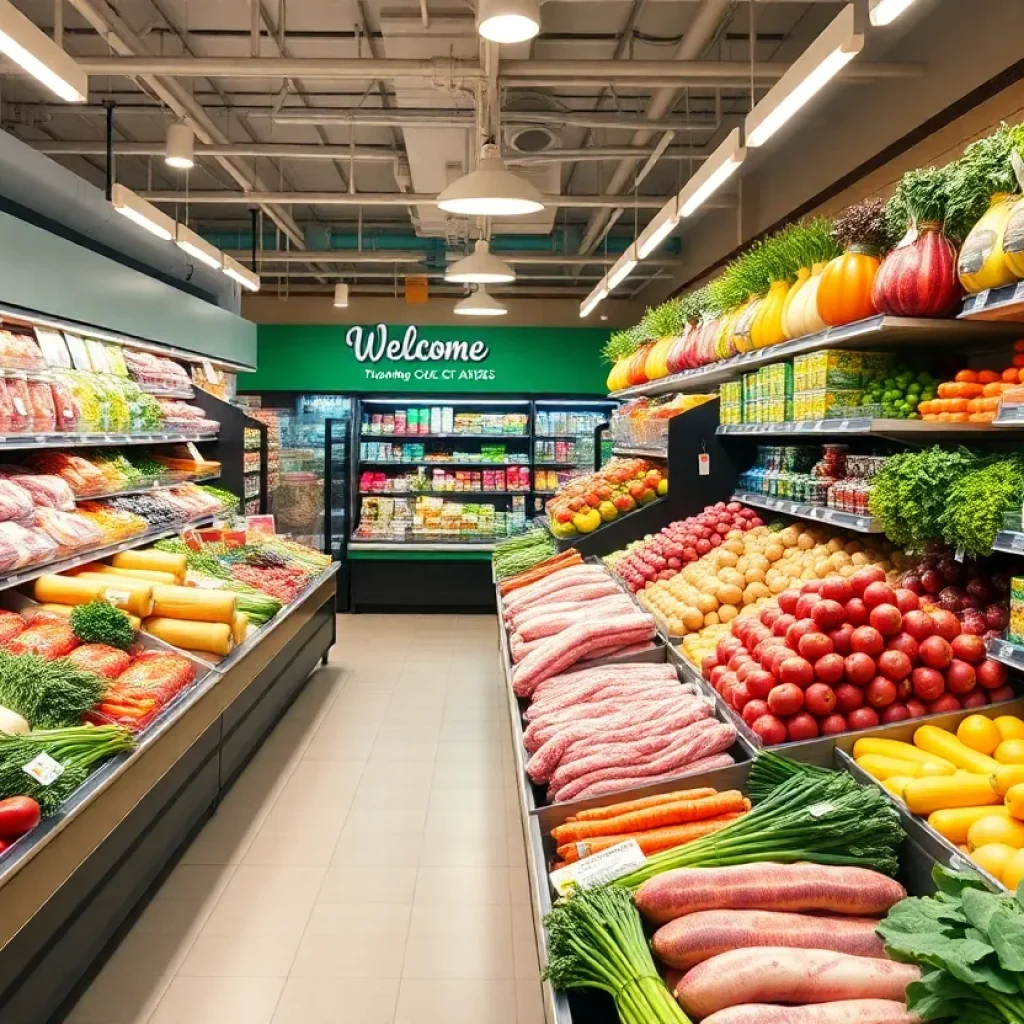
498;549;581;595
551;787;750;865
919;358;1024;423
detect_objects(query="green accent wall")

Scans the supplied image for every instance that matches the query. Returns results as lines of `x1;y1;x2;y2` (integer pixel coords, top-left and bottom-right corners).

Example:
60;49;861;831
245;324;610;394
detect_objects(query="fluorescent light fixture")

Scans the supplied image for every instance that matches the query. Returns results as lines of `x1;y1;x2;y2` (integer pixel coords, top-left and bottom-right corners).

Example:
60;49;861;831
637;203;679;259
869;0;918;25
607;248;637;291
454;286;507;317
579;284;608;319
333;283;349;308
165;120;194;169
445;240;516;284
477;0;540;43
223;254;260;292
745;3;863;149
111;183;176;241
437;143;545;217
678;128;745;218
175;224;223;270
0;0;87;102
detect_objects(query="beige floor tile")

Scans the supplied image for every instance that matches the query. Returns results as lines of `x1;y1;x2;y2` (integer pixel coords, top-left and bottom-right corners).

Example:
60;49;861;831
431;759;507;789
302;724;379;762
436;739;510;763
512;903;541;979
273;758;364;809
374;718;442;744
409;900;512;939
290;903;410;978
147;975;285;1024
507;865;530;905
402;928;514;979
178;809;262;866
342;804;428;835
199;895;314;937
242;809;345;866
368;737;438;763
130;897;211;938
177;923;306;977
516;979;547;1024
317;862;417;904
66;967;172;1024
394;979;517;1024
151;862;235;904
271;977;400;1024
100;921;199;977
331;826;423;866
216;864;327;911
350;777;432;812
359;758;440;787
414;864;511;906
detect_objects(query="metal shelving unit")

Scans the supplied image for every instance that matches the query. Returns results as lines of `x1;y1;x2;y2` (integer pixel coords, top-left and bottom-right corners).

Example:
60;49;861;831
732;491;883;533
717;419;998;437
0;430;217;450
959;281;1024;322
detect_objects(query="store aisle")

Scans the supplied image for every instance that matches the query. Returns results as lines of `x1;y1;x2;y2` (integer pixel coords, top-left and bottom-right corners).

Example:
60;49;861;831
66;613;543;1024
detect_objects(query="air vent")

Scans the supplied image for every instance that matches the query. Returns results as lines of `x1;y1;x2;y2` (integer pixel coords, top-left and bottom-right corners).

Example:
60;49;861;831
506;124;558;154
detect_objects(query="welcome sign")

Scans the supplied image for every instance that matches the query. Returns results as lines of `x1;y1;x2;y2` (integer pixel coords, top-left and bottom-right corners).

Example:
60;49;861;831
247;324;610;394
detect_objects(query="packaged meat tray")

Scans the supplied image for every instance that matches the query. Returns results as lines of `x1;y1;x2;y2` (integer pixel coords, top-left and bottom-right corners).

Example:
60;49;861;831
49;379;81;432
0;331;46;371
25;452;107;496
33;507;104;554
26;380;56;433
6;378;31;433
5;474;76;511
0;478;39;523
0;522;58;568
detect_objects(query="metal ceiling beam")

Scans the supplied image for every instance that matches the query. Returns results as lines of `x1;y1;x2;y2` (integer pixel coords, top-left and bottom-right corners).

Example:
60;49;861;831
28;141;401;159
227;250;681;266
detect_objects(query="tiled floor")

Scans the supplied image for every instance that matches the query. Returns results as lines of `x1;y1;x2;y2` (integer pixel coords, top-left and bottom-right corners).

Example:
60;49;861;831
66;613;543;1024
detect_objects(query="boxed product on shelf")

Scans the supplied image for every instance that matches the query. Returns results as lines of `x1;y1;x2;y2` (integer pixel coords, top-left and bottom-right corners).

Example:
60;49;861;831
793;349;862;390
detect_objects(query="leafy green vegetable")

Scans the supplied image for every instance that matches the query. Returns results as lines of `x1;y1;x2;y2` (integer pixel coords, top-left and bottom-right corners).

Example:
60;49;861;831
941;456;1024;556
69;600;136;651
545;884;692;1024
877;865;1024;1023
832;198;888;254
884;164;956;246
945;124;1019;243
493;529;557;580
0;651;105;729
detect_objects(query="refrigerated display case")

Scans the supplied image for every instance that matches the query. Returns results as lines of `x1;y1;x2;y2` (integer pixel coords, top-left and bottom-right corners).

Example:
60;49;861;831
531;399;616;512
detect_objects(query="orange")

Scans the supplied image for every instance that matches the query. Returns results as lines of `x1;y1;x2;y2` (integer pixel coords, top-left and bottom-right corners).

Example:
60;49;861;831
995;739;1024;765
972;843;1018;879
995;716;1024;742
967;814;1024;851
1003;848;1024;890
957;715;1002;756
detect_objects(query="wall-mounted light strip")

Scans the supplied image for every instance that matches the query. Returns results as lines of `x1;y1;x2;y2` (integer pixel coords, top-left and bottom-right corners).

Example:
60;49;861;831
745;3;863;149
579;284;608;319
637;199;679;260
176;224;224;270
868;0;919;26
111;183;176;241
223;254;260;292
678;129;745;218
0;0;87;103
607;246;638;291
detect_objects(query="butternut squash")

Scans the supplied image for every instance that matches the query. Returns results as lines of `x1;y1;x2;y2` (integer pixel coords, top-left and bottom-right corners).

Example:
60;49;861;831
232;612;249;646
903;774;999;816
72;574;155;618
151;585;236;625
915;725;1000;775
143;617;234;656
34;574;106;606
112;549;187;584
90;564;178;585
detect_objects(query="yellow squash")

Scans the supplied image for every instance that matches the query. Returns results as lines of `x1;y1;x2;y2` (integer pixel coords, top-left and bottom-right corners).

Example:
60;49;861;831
112;549;187;585
143;617;234;656
780;267;811;339
958;192;1019;294
928;804;1011;845
992;764;1024;796
750;279;791;349
854;737;955;769
72;574;155;618
904;774;999;816
152;585;237;625
914;725;1000;775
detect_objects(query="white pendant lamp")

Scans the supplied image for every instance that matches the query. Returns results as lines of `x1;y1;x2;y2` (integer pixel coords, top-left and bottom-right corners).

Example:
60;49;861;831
0;0;87;102
437;144;544;218
445;240;515;284
175;223;223;269
477;0;540;43
110;183;175;241
454;286;507;317
165;120;194;169
333;283;349;308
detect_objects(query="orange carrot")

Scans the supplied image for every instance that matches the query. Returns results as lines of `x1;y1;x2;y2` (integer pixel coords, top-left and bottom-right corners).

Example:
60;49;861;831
499;552;582;594
556;812;746;863
569;787;719;824
551;791;750;845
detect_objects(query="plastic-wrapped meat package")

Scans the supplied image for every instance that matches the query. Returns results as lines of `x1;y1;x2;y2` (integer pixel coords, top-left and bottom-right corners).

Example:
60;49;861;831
0;380;12;435
11;474;76;511
0;521;56;567
34;508;102;554
49;379;81;432
5;378;30;433
0;611;26;644
65;644;132;679
4;619;78;658
26;380;56;433
0;478;38;523
25;452;105;495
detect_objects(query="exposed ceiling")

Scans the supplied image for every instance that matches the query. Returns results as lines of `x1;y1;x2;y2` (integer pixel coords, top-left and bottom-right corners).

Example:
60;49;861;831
0;0;975;303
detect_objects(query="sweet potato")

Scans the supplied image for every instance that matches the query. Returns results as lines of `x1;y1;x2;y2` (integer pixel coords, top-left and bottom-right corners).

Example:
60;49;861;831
699;1001;921;1024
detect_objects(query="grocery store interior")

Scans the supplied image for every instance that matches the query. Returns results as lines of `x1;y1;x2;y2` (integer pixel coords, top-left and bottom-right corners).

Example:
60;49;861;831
1;0;1024;1022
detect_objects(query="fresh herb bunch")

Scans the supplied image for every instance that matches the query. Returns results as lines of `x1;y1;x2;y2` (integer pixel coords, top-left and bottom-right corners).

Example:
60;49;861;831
0;651;105;729
0;725;133;816
643;298;686;339
782;218;842;269
545;884;693;1024
945;124;1019;243
69;600;136;651
941;455;1024;556
868;446;981;550
884;165;956;245
832;199;889;254
878;865;1024;1023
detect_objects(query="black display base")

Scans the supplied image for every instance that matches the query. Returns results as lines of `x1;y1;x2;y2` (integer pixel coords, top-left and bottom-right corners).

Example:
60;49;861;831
350;558;494;612
3;597;337;1024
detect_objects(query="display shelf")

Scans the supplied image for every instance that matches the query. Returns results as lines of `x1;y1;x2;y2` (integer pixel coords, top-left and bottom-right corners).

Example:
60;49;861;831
612;444;667;458
83;473;221;501
732;491;883;533
610;315;1023;399
358;460;530;468
0;431;218;451
959;281;1024;322
717;419;996;437
538;496;668;546
991;531;1024;555
0;514;216;595
360;432;529;441
349;539;498;552
358;490;529;499
533;461;583;469
534;433;593;440
986;636;1024;673
139;386;194;400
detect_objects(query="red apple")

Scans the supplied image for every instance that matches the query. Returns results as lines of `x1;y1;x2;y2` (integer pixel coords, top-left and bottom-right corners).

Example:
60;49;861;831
835;682;866;713
866;676;897;708
903;610;935;642
813;652;846;686
926;694;962;714
779;657;815;689
812;599;846;631
919;635;953;670
881;703;911;724
886;632;919;663
945;659;977;695
772;613;797;637
742;698;771;726
977;659;1008;690
951;634;987;664
863;581;898;609
893;588;920;614
844;652;876;686
795;593;822;620
787;712;820;742
760;606;784;629
805;682;837;717
820;576;853;604
911;666;945;701
988;684;1016;703
850;626;885;658
905;698;927;718
786;618;817;651
751;714;787;745
830;624;855;656
767;683;804;717
798;632;834;662
962;690;990;709
801;579;825;594
869;604;903;637
878;649;912;682
777;590;801;615
847;706;880;730
820;712;849;735
843;598;869;627
746;669;775;700
851;566;886;596
930;609;961;642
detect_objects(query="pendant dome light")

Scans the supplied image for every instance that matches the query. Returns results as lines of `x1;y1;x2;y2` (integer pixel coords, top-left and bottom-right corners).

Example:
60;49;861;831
437;143;544;218
333;283;349;308
477;0;540;43
454;286;507;317
165;120;194;169
445;240;515;284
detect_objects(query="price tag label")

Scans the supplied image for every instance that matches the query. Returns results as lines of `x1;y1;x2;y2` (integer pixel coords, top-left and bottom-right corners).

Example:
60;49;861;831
186;441;206;464
954;547;965;563
1011;534;1024;551
840;420;850;429
549;840;647;896
697;453;710;476
23;752;63;786
103;588;132;607
11;397;26;417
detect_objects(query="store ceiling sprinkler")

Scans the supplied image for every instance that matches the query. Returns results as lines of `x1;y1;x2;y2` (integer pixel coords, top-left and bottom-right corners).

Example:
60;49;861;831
333;283;349;308
445;240;516;284
0;0;87;102
454;286;507;317
477;0;540;44
165;120;195;169
437;144;544;218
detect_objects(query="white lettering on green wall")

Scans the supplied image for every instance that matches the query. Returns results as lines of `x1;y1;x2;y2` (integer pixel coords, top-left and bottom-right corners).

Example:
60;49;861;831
345;325;491;364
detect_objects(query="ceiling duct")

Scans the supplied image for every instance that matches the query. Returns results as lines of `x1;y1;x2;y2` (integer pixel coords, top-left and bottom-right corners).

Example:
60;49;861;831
506;124;559;154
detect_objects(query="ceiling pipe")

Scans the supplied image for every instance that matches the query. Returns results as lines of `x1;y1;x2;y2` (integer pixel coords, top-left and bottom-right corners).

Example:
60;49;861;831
226;250;681;266
28;140;405;160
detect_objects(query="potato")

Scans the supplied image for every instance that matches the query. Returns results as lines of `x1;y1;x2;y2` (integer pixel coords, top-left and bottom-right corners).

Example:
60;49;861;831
764;542;785;562
696;592;719;614
683;607;704;631
717;583;743;606
718;604;738;623
743;581;770;603
703;612;720;627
